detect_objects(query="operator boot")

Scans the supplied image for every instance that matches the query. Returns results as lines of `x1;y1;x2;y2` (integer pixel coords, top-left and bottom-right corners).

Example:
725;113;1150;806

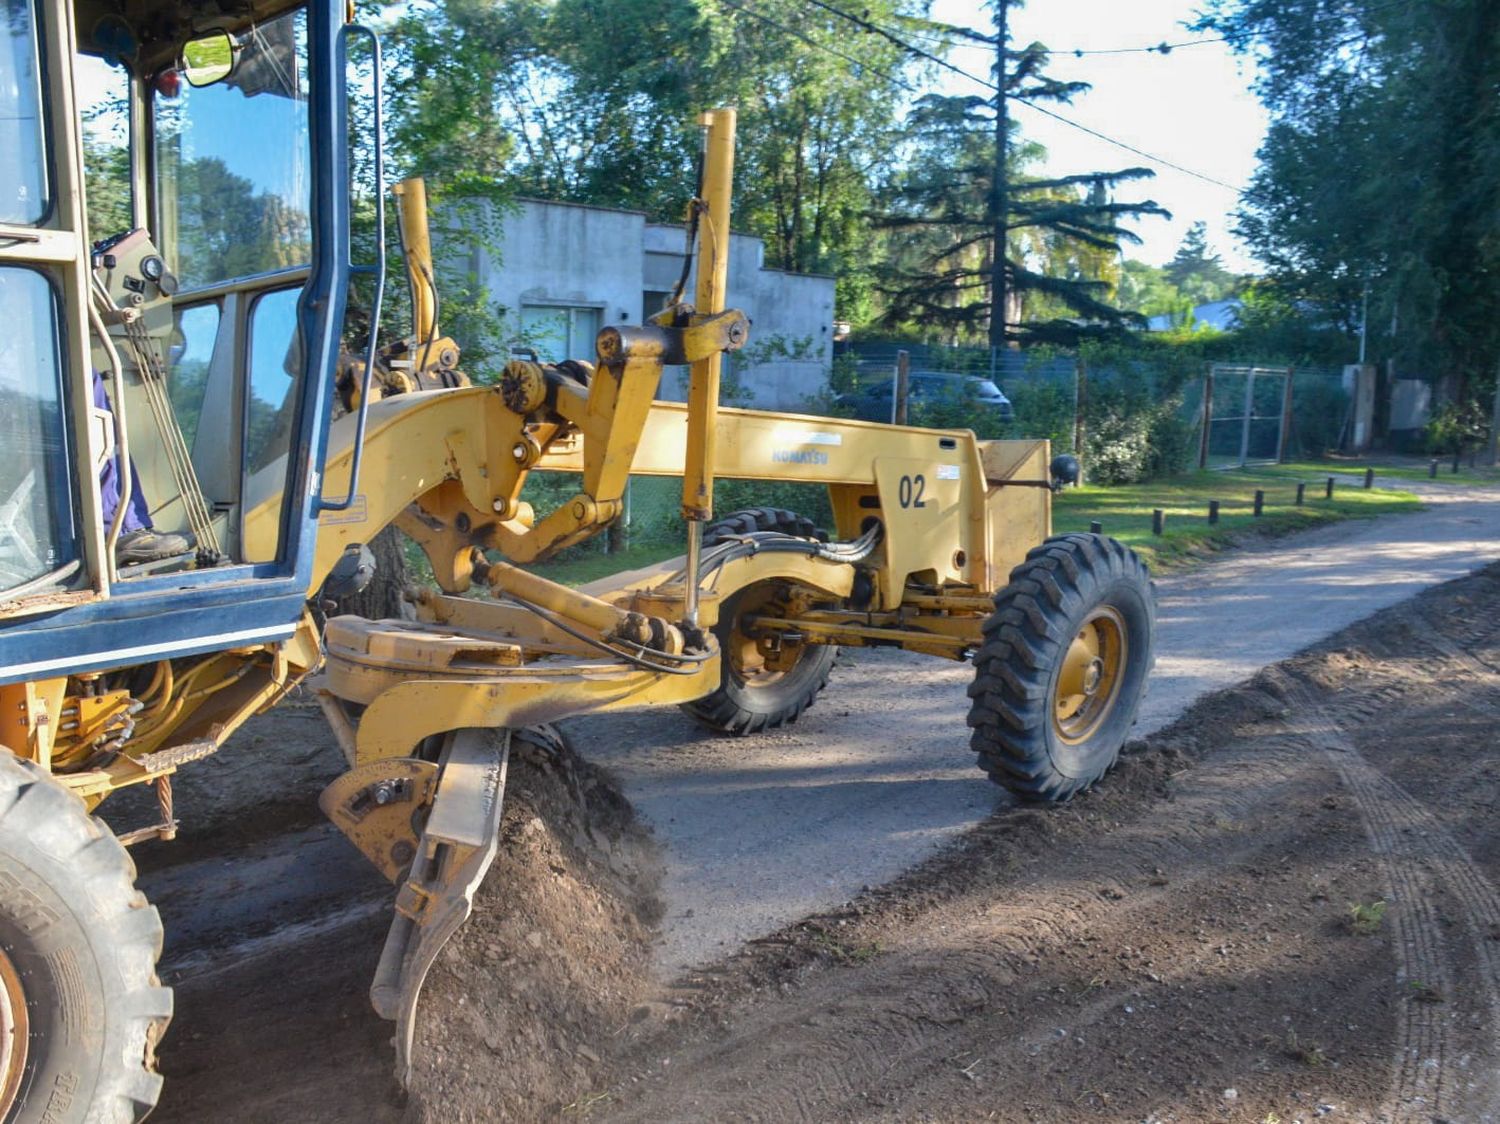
117;528;195;564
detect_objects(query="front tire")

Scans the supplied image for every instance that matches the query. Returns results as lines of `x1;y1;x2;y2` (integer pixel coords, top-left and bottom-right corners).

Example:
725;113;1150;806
0;753;171;1123
681;508;839;736
966;534;1155;801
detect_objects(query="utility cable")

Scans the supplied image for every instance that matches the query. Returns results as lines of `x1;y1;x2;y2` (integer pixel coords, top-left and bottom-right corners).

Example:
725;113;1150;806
785;0;1247;191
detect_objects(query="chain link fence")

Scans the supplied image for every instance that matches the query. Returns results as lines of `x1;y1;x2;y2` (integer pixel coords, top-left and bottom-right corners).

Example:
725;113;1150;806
538;347;1356;555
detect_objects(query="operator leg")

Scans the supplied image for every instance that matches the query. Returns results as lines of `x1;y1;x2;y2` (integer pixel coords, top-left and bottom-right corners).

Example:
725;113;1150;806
93;372;192;564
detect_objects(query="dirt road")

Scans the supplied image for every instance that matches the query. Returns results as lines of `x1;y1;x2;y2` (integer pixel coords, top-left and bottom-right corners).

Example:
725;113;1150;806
116;488;1500;1121
595;562;1500;1123
584;479;1500;973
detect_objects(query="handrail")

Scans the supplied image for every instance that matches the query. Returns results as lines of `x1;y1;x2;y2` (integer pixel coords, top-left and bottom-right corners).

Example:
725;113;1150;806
317;22;386;513
88;282;132;582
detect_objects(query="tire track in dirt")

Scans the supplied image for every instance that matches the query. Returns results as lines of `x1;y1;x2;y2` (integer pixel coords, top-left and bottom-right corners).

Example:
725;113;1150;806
609;727;1345;1123
1269;666;1500;1123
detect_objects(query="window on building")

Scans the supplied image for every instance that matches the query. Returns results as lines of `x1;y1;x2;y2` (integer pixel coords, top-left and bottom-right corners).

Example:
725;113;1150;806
641;290;673;322
520;305;601;364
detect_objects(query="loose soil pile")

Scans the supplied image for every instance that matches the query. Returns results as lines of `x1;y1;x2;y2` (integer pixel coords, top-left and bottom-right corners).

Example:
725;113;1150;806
404;726;664;1122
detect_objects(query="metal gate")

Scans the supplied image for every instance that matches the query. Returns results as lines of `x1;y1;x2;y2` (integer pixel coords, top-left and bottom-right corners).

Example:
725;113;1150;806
1198;365;1293;468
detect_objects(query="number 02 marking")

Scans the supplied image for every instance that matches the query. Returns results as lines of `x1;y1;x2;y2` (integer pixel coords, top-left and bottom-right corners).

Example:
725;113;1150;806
898;474;927;509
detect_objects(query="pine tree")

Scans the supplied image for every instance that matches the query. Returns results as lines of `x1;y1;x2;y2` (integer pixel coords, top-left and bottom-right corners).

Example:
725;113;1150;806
1163;221;1235;303
875;2;1168;346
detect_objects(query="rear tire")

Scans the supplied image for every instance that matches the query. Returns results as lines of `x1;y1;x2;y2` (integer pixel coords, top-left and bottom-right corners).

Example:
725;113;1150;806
681;508;838;735
966;534;1155;802
0;753;171;1124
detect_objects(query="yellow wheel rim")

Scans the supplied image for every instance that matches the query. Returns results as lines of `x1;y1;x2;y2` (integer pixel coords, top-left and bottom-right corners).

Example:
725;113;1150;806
0;945;29;1119
1052;605;1127;745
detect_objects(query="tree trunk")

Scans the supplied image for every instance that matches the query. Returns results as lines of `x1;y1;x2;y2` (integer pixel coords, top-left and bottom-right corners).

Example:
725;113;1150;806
332;526;411;620
1489;358;1500;466
988;0;1009;349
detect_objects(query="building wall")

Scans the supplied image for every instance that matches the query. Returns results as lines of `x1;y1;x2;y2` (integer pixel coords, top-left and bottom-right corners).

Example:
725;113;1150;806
446;200;834;410
471;199;646;362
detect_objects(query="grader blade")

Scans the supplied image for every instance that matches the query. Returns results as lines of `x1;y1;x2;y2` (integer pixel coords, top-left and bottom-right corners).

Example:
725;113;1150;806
368;728;511;1084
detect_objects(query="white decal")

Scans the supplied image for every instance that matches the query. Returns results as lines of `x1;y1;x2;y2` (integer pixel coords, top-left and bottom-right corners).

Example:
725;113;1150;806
772;428;843;447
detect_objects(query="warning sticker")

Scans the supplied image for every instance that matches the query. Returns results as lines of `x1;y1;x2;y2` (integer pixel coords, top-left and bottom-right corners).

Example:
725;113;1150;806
936;464;961;480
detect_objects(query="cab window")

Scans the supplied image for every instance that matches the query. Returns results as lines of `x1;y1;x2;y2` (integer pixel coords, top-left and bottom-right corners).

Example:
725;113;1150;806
0;269;77;593
76;53;132;242
0;0;49;223
153;10;311;288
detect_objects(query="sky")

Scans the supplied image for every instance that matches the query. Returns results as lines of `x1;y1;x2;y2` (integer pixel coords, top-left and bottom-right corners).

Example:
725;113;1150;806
929;0;1268;274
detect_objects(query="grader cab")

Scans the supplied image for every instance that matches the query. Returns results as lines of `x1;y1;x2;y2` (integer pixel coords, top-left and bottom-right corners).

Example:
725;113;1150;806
0;0;1155;1117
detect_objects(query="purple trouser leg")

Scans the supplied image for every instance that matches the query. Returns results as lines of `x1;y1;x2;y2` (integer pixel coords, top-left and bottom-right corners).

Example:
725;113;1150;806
92;372;152;533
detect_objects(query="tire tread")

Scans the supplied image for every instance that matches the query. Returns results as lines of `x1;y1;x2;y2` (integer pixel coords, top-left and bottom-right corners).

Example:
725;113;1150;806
966;534;1155;802
0;753;169;1124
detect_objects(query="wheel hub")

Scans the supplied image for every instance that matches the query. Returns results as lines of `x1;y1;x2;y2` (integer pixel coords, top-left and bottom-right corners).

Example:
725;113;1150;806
0;945;29;1118
1082;658;1103;695
1053;606;1128;744
729;587;803;685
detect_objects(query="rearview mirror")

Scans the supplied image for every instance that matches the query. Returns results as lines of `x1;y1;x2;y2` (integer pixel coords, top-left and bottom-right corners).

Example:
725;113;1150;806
181;31;235;87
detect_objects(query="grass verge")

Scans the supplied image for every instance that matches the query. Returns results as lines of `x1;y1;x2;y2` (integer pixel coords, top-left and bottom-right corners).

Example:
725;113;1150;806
527;466;1424;586
1054;466;1421;573
1269;456;1500;487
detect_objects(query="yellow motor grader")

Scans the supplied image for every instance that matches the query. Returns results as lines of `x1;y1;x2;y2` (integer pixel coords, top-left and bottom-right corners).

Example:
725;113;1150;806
0;0;1155;1116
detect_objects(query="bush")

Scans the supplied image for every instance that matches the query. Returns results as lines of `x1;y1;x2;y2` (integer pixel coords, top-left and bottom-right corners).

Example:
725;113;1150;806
1146;402;1198;478
1084;407;1154;484
1288;375;1348;458
1425;399;1489;455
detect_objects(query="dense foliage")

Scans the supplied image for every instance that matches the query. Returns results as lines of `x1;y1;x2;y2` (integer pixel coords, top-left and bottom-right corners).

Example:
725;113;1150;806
1196;0;1500;410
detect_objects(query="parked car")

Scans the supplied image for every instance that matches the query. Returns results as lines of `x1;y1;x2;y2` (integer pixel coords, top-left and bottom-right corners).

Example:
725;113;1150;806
838;371;1015;423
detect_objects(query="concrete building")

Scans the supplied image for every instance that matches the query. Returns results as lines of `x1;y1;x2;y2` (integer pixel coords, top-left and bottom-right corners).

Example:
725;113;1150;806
449;198;836;411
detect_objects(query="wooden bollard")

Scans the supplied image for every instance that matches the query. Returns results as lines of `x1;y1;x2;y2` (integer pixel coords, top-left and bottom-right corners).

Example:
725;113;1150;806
1152;508;1165;536
1430;459;1439;479
1253;489;1264;516
1295;482;1306;505
1363;467;1374;489
1089;521;1102;535
1208;499;1220;525
1325;477;1335;499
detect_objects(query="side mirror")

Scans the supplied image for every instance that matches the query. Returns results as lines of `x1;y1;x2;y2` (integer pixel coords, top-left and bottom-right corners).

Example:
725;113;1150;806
181;31;236;88
1049;453;1081;490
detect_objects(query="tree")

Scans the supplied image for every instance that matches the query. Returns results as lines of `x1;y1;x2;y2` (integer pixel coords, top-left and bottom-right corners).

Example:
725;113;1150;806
1197;0;1500;426
1164;221;1236;304
1116;259;1183;318
875;87;1168;345
379;0;914;328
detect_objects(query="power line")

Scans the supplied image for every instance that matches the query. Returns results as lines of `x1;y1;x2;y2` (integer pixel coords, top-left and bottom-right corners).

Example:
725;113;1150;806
792;0;1246;193
721;0;1250;195
1009;99;1243;192
879;0;1415;61
800;0;994;90
1062;36;1233;57
717;0;914;89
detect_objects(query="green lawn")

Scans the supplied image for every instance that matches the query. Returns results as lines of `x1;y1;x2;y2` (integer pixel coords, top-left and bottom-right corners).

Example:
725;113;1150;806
1055;466;1422;572
1268;456;1500;486
527;466;1422;586
529;542;679;587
